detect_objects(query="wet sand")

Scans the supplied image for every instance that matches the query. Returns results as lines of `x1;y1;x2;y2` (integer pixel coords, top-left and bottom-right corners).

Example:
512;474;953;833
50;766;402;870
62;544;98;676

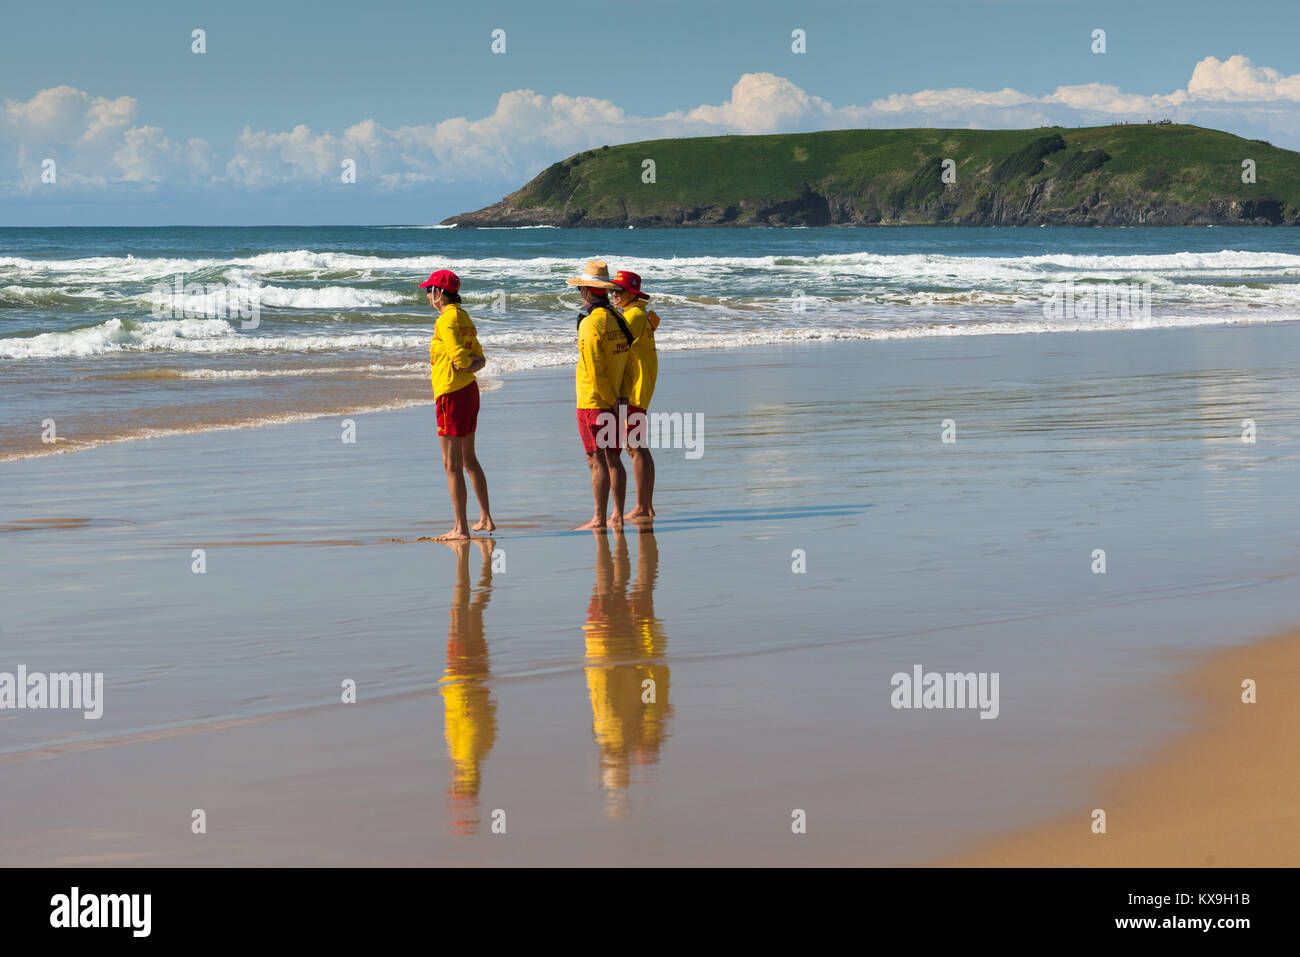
1;366;433;462
942;628;1300;867
4;326;1300;865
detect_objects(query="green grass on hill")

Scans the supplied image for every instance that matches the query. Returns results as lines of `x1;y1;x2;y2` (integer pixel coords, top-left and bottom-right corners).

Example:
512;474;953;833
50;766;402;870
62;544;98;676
462;125;1300;226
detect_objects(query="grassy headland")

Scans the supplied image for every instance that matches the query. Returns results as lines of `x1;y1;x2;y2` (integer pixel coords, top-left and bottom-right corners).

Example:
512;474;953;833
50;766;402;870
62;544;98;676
445;125;1300;227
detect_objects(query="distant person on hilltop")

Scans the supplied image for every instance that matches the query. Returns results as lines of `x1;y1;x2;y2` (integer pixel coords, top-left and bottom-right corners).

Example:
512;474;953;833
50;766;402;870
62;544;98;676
609;269;658;522
567;260;632;530
423;268;495;540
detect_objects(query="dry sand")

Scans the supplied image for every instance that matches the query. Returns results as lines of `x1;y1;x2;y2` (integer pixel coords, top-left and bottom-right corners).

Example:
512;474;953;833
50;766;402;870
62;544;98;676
943;629;1300;867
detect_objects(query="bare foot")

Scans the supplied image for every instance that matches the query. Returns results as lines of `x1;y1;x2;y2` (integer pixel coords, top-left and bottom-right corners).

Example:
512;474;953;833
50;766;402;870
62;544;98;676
610;513;625;528
625;507;645;521
629;512;654;524
473;516;497;532
574;517;607;531
434;528;471;542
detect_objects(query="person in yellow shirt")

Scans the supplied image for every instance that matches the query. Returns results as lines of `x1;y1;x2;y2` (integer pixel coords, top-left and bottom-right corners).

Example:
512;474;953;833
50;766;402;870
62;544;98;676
609;270;657;521
421;268;495;540
566;260;631;530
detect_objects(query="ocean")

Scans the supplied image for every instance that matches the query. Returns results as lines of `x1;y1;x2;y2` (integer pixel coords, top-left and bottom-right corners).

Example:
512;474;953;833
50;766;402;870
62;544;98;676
3;225;1300;461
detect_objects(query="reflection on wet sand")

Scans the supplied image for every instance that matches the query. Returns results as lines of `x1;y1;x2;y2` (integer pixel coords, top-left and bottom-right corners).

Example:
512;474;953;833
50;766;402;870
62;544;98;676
438;539;498;834
583;528;671;818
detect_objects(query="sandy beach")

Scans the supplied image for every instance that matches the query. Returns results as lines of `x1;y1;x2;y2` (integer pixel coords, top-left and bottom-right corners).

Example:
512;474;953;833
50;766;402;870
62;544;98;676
9;0;1300;899
3;326;1300;865
943;627;1300;867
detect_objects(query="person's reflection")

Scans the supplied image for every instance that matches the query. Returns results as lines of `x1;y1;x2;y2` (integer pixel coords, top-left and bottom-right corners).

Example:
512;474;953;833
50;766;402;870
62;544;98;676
583;527;670;818
439;538;497;834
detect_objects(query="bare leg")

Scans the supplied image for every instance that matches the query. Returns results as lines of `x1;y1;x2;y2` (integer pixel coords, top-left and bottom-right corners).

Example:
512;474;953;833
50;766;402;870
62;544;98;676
463;434;496;532
574;451;610;530
437;435;471;541
604;447;627;528
625;447;656;521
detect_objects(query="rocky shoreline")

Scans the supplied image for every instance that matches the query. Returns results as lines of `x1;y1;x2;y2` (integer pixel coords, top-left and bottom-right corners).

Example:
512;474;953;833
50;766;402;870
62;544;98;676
446;194;1293;228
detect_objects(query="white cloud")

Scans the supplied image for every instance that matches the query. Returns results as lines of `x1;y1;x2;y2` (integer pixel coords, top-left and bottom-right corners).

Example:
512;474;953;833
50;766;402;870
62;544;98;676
4;55;1300;199
1187;55;1300;101
213;56;1300;185
869;87;1036;114
843;57;1300;143
672;72;834;132
0;85;211;191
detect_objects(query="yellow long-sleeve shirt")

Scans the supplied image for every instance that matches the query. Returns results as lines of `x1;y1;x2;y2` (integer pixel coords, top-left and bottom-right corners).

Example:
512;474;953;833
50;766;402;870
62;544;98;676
430;304;483;398
575;304;629;410
618;303;658;409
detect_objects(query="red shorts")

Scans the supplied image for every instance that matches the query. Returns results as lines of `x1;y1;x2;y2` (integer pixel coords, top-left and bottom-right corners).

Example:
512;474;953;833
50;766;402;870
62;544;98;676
577;407;622;454
624;405;648;451
437;380;480;436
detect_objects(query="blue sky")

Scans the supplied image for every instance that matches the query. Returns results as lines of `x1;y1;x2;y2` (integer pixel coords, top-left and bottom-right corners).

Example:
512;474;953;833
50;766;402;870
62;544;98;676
3;0;1299;224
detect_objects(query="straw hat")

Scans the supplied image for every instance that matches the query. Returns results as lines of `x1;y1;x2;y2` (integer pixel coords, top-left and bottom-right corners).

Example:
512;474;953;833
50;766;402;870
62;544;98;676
565;259;617;289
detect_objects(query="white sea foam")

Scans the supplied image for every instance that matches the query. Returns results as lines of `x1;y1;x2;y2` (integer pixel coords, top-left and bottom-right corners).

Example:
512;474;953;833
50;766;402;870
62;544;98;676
173;362;427;379
139;284;409;313
5;297;1300;361
0;317;434;360
6;248;1300;286
0;284;108;305
0;255;224;281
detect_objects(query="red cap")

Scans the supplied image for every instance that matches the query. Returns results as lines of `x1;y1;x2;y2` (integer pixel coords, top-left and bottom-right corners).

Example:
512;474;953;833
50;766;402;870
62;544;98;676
418;269;460;293
610;270;649;300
